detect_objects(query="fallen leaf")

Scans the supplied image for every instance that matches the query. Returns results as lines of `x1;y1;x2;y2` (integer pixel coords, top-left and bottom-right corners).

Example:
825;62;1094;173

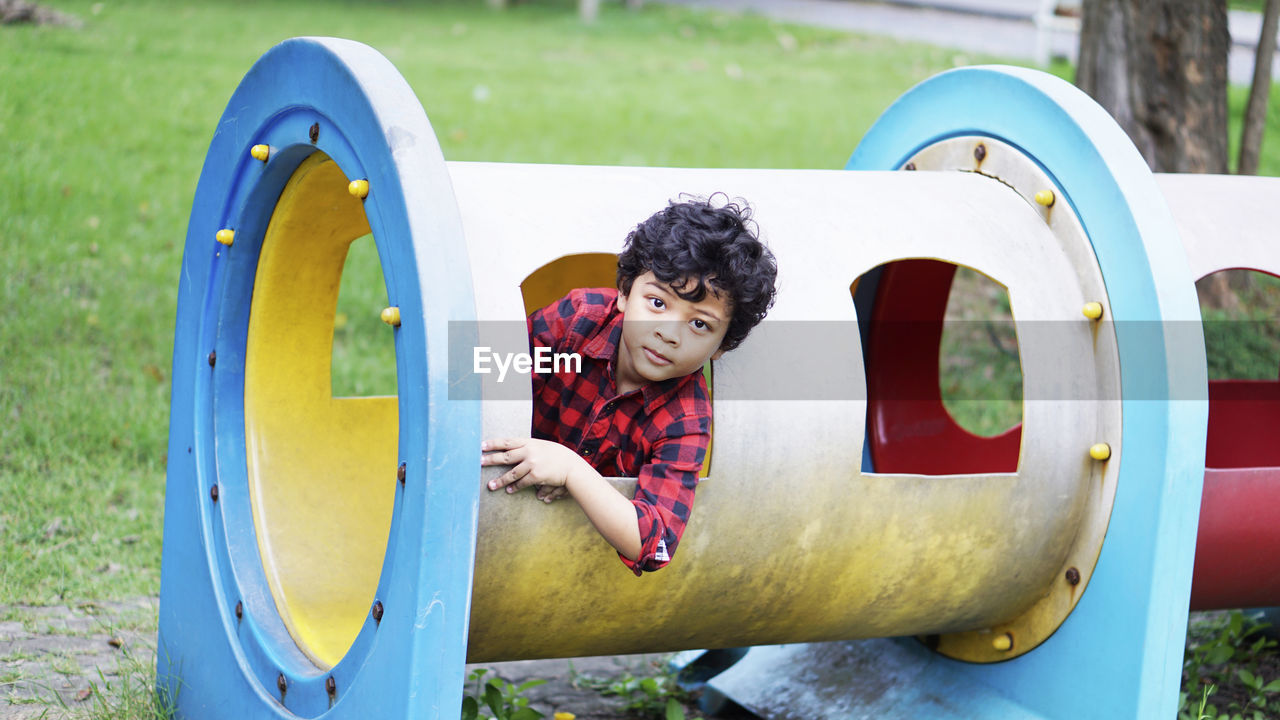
108;637;123;648
76;688;92;702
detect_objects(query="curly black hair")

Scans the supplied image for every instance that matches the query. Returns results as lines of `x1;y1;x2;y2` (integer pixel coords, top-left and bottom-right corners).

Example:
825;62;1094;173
616;194;777;353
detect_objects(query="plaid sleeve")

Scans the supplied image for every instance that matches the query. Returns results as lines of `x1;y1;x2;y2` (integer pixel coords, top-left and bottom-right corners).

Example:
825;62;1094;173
619;410;710;575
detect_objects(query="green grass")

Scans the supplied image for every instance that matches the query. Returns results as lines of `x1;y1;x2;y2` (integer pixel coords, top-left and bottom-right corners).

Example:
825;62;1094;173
0;0;1059;605
2;1;1280;716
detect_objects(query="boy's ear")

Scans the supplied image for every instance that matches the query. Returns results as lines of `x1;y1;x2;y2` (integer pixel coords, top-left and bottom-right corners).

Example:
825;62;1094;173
615;288;628;313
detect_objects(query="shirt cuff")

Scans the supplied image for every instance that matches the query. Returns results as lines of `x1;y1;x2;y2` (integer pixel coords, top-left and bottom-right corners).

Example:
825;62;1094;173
618;501;671;575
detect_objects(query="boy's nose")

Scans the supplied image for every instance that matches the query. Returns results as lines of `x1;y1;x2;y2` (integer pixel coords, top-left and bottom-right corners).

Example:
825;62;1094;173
655;322;680;346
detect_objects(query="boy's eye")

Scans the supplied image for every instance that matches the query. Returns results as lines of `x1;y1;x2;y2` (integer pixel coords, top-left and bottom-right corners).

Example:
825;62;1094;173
691;319;709;331
647;297;665;310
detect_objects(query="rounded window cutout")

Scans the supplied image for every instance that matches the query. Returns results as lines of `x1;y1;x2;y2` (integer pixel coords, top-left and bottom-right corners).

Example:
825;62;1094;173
331;233;397;398
939;266;1023;438
856;259;1022;476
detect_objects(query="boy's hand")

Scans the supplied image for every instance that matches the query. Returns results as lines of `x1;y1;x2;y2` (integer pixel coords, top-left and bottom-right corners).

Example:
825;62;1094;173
481;438;591;504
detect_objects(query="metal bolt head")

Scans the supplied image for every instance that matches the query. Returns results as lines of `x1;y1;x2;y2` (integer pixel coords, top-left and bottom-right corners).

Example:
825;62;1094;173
235;601;243;620
904;162;916;171
208;351;217;367
210;484;219;502
1065;567;1081;586
974;144;987;162
372;600;384;624
381;306;401;327
326;676;337;695
992;632;1013;652
309;123;320;143
397;462;406;485
277;673;287;693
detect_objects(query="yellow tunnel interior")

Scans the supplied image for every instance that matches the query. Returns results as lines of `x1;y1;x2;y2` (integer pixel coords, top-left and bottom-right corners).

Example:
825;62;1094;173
244;152;397;669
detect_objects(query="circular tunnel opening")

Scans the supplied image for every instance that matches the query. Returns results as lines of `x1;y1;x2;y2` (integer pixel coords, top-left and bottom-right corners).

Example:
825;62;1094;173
242;151;398;669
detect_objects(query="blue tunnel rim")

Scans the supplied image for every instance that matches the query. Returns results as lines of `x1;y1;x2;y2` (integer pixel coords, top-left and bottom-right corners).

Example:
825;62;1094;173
162;37;482;719
848;65;1207;715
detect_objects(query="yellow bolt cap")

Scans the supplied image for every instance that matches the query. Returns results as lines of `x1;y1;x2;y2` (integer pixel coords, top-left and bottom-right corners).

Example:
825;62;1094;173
216;229;234;246
1082;302;1103;320
349;179;370;199
554;714;576;720
1034;190;1055;207
1089;443;1112;461
250;144;270;162
992;633;1013;652
381;306;401;327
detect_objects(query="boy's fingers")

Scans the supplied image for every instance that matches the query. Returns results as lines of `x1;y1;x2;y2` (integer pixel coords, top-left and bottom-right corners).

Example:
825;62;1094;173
485;461;533;492
481;437;524;452
508;463;540;492
480;446;525;467
487;461;525;491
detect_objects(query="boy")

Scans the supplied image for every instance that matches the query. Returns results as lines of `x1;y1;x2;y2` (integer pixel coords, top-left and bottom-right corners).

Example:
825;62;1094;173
481;195;778;574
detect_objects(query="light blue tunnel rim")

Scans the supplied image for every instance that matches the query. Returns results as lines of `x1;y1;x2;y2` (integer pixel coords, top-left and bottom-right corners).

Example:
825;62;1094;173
848;65;1207;717
160;37;481;719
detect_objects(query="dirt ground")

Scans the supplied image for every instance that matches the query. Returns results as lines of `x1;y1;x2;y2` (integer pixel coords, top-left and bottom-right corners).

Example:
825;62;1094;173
0;597;739;720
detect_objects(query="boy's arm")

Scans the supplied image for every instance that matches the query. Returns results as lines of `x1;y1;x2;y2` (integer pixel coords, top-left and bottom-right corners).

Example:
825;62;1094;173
621;414;708;575
482;438;642;561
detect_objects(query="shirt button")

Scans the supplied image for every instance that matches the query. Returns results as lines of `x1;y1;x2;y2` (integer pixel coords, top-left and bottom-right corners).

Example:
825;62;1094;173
581;448;592;456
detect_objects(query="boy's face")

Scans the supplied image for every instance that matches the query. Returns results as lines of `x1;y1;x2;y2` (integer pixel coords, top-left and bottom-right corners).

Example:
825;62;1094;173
614;271;731;394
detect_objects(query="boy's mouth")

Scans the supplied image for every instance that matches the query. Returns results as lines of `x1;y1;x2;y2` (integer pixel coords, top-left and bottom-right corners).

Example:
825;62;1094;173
643;347;672;366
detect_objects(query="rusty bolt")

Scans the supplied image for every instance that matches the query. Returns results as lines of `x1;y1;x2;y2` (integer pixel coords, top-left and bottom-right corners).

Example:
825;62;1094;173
277;673;287;696
235;601;243;620
974;144;987;162
904;162;916;171
372;600;384;624
397;462;406;485
210;484;219;502
208;351;216;367
309;123;320;143
326;676;337;696
1065;567;1081;586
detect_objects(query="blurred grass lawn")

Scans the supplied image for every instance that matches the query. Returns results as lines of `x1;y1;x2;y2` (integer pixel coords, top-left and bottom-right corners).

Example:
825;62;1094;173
1;0;1278;605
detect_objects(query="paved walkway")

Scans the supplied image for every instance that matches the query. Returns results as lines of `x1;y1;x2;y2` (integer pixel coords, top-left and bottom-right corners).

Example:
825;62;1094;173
1;598;157;719
659;0;1279;85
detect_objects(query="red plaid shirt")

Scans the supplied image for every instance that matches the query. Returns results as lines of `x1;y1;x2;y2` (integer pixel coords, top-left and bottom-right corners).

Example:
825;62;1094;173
528;288;711;575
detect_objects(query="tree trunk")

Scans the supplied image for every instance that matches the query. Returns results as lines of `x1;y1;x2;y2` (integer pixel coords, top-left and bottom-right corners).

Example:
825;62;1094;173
1077;0;1230;173
1238;0;1280;175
